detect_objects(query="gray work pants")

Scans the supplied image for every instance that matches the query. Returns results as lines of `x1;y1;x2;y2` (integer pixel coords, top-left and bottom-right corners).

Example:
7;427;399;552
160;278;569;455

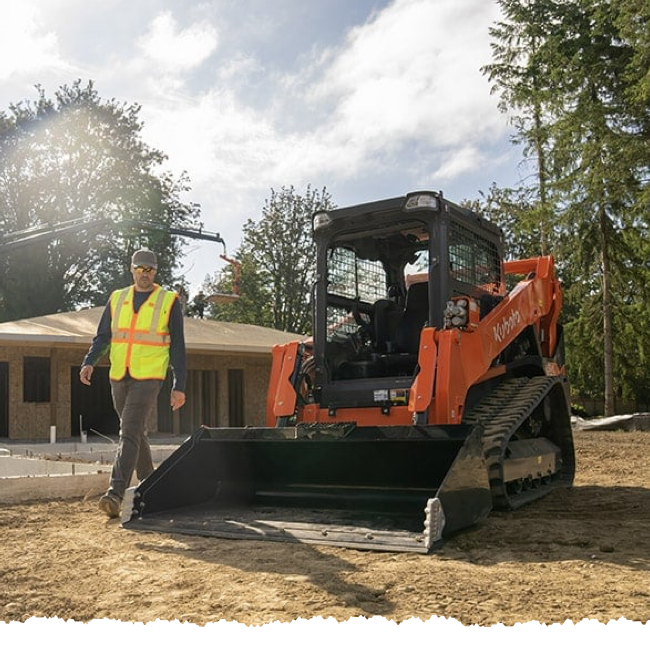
107;377;163;500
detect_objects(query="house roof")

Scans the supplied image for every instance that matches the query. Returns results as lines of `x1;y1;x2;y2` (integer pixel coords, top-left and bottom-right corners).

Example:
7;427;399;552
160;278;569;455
0;306;304;355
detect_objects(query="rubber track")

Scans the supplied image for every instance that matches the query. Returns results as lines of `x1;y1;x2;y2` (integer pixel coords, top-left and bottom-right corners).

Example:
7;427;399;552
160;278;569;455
462;376;571;510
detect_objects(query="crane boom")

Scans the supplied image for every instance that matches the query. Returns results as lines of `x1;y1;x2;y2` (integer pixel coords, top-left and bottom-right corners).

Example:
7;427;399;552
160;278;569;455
1;217;240;301
0;217;227;252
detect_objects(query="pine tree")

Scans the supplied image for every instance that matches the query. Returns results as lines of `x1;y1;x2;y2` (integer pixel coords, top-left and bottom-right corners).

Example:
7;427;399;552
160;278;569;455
483;0;649;414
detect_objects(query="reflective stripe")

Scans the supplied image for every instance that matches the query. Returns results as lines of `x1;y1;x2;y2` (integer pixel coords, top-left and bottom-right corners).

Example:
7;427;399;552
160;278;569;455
111;288;131;336
149;288;168;335
113;331;170;343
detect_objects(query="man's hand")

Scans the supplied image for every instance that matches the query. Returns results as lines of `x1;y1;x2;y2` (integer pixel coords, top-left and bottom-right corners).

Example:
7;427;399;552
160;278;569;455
171;390;186;411
79;365;94;386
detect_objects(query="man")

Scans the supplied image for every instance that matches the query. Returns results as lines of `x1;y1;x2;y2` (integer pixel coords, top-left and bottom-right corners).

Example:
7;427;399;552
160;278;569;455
80;249;186;518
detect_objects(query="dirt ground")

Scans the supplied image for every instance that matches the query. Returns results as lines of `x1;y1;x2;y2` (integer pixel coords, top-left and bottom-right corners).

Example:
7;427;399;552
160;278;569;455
0;429;649;628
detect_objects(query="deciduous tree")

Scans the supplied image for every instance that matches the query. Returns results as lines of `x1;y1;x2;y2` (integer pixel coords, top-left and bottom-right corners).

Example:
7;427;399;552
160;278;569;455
204;185;335;334
0;80;201;321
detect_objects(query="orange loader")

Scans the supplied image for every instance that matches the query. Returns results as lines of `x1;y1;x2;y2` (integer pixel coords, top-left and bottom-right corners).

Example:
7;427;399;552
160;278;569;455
123;191;575;553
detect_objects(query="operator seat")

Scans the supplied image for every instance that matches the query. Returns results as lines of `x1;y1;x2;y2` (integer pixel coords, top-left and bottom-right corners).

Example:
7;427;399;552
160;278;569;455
372;299;404;352
395;282;429;354
375;281;429;377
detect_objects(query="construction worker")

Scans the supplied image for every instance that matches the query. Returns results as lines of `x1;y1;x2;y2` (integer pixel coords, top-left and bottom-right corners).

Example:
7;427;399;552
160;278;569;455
79;249;186;518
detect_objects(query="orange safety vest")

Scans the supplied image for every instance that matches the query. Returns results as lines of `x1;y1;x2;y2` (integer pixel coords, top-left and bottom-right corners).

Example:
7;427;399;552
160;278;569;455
109;284;177;381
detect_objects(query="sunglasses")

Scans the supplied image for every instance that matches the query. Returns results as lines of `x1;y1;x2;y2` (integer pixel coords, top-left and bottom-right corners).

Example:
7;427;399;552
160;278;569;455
133;266;156;274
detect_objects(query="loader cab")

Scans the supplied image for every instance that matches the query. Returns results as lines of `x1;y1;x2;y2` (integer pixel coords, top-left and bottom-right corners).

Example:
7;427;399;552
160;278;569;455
311;191;504;411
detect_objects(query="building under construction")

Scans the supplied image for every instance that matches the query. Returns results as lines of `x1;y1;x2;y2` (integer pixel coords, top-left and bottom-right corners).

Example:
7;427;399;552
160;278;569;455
0;308;300;440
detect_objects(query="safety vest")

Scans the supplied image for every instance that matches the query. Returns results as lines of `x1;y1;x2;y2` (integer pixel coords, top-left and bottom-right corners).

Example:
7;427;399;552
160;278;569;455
109;284;177;381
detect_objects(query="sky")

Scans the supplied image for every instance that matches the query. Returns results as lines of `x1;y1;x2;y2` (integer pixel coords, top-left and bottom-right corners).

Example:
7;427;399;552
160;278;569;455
0;0;524;295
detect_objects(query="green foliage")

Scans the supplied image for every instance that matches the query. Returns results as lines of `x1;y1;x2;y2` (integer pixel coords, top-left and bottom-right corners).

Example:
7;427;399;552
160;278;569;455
482;0;562;255
483;0;650;413
203;185;335;334
0;80;201;321
473;183;546;261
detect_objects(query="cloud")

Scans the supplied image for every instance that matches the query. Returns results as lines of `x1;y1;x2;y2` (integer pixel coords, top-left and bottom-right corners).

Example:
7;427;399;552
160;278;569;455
137;12;218;73
142;90;282;187
0;5;67;81
305;0;506;166
429;145;486;181
135;0;510;241
156;0;508;196
220;0;507;192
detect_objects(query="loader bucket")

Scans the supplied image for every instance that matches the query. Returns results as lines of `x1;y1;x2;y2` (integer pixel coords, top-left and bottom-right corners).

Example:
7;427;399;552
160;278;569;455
122;423;492;553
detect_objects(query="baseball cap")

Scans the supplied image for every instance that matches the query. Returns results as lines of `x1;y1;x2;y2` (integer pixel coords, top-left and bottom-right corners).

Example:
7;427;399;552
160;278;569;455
131;249;158;269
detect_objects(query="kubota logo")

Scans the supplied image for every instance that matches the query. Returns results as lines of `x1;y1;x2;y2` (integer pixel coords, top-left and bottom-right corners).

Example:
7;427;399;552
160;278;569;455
493;309;522;343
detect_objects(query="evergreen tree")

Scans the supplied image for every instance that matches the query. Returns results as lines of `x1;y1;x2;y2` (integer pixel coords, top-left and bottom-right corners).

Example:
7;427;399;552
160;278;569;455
482;0;560;255
474;183;546;262
484;0;649;414
543;0;641;415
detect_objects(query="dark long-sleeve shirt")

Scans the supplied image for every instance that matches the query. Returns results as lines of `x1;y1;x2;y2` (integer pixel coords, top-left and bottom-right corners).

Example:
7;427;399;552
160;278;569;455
82;288;186;392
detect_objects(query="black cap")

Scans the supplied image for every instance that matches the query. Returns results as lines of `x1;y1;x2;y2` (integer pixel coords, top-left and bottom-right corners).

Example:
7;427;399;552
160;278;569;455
131;249;158;269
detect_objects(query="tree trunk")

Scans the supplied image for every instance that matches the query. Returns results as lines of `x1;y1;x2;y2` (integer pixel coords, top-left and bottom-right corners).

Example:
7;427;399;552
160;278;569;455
533;106;549;256
600;209;615;416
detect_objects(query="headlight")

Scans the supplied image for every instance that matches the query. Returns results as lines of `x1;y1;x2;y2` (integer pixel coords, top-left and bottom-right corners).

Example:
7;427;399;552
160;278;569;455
313;211;332;231
404;192;439;212
444;297;479;330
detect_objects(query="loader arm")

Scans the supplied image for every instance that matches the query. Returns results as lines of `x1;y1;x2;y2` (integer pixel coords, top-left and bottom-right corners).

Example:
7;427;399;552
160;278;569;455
266;341;310;427
425;255;564;425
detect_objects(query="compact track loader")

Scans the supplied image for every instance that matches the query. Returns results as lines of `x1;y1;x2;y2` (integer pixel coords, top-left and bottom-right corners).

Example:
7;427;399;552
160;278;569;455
123;191;575;553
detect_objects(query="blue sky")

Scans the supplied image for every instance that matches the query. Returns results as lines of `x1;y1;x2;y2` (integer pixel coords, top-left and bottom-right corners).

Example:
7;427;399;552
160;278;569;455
0;0;524;294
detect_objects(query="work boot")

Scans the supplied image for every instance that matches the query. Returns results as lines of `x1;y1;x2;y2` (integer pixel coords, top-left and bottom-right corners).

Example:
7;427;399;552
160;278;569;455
98;493;121;518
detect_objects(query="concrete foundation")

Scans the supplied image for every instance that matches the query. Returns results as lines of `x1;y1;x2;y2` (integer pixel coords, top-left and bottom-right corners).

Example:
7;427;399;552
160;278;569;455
0;436;185;504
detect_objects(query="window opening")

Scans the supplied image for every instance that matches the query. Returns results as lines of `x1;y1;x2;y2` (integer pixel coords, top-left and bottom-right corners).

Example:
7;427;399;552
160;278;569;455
23;357;50;403
228;369;245;427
